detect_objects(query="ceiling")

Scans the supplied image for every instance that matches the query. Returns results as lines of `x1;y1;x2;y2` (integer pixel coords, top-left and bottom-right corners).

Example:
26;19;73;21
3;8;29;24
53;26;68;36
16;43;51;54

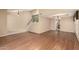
7;9;77;18
7;9;33;12
40;9;77;18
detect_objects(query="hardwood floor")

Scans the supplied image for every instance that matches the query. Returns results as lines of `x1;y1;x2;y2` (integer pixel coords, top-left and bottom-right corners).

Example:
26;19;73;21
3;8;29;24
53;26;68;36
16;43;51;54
0;30;79;50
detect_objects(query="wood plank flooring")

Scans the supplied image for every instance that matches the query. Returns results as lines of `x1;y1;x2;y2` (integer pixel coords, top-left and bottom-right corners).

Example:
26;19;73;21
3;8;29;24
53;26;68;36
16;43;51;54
0;30;79;50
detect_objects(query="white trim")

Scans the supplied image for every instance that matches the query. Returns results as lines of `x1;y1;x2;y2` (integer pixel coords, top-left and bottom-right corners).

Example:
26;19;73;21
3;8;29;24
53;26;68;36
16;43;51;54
0;30;27;37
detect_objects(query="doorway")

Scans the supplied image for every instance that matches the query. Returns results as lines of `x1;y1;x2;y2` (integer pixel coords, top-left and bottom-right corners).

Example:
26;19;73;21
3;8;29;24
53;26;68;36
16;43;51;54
52;15;75;33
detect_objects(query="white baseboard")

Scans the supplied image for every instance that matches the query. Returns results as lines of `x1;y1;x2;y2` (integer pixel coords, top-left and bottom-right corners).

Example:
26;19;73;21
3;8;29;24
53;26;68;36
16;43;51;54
39;29;51;34
0;30;27;37
51;29;74;33
29;29;51;34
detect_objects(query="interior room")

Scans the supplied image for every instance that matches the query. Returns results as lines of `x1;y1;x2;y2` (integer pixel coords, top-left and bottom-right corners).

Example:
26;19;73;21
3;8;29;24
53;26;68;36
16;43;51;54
0;9;79;50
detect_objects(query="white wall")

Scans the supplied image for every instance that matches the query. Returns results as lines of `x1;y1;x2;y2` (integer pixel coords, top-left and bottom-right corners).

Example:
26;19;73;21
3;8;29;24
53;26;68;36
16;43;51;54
50;16;75;33
7;11;32;35
75;20;79;40
0;10;7;36
50;18;56;30
0;10;32;37
60;16;75;32
29;16;51;34
39;16;51;33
